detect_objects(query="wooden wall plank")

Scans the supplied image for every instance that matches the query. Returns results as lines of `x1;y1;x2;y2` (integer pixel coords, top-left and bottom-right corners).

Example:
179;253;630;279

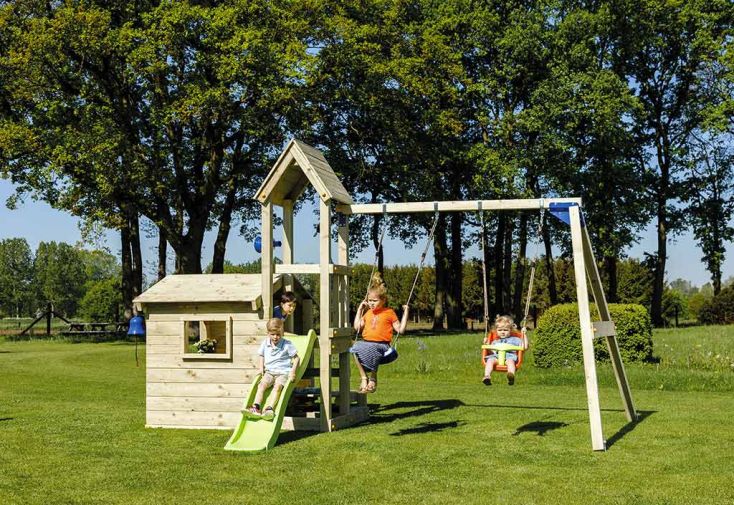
147;396;244;412
146;411;241;429
147;368;257;383
146;353;259;369
147;382;248;398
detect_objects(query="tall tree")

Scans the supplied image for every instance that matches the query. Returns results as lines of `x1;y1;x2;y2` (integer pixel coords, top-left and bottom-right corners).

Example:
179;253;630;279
610;0;733;325
685;134;734;294
33;242;87;317
0;1;310;278
0;238;34;317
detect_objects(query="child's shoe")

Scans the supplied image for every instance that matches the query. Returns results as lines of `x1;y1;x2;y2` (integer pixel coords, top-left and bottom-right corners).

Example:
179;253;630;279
507;373;515;386
261;406;275;420
245;405;261;418
482;376;492;386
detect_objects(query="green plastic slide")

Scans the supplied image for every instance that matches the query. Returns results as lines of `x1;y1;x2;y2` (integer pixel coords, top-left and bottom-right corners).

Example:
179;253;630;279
224;329;317;452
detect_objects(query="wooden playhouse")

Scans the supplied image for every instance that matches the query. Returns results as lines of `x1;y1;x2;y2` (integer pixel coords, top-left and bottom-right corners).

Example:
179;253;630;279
136;139;370;432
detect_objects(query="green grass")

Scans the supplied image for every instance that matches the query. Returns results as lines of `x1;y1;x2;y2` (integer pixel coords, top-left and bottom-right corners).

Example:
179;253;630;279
1;327;733;505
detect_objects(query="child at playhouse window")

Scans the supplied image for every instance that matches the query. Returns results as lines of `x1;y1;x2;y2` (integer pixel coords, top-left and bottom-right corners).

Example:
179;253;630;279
273;291;297;322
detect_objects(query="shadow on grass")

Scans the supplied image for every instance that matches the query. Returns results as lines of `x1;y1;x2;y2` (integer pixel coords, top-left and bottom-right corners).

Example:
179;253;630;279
513;420;568;437
605;410;656;449
370;399;465;425
0;417;13;422
390;420;465;436
276;429;319;447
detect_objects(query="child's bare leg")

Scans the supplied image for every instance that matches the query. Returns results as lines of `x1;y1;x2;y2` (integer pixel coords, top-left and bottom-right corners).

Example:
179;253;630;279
484;358;497;377
253;382;268;407
353;354;369;390
507;359;517;385
367;371;378;392
264;384;284;410
483;358;496;385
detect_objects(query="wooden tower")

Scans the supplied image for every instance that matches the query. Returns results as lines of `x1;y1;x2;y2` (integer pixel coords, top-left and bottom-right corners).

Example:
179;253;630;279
255;139;369;431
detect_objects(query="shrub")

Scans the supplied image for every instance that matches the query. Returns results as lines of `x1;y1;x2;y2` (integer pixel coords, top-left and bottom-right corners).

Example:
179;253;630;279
533;303;653;368
698;286;734;324
78;278;122;321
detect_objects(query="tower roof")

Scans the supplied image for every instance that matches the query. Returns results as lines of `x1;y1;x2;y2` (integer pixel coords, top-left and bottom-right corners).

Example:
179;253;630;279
254;139;353;206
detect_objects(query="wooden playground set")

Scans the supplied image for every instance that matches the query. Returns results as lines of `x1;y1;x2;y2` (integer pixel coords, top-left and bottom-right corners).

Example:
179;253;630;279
133;139;637;452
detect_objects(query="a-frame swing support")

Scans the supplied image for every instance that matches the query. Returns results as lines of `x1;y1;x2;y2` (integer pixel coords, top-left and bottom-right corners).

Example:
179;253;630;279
339;198;637;451
255;139;635;451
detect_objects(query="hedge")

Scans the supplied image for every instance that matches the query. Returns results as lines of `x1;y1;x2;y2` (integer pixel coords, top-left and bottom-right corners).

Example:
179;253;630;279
533;303;653;368
698;286;734;325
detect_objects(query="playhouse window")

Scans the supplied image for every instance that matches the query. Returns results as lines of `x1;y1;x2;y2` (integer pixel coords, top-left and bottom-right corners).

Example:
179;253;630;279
181;316;233;360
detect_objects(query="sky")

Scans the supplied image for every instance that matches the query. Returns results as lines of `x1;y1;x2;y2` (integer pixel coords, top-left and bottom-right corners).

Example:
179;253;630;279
1;178;731;287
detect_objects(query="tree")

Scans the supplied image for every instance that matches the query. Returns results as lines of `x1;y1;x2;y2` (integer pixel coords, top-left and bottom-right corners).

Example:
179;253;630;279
0;238;34;317
33;242;86;317
685;134;734;294
78;277;122;322
610;0;733;325
0;0;311;282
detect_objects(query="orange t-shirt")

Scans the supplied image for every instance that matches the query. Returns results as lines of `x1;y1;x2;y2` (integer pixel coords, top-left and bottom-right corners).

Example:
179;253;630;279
362;307;398;343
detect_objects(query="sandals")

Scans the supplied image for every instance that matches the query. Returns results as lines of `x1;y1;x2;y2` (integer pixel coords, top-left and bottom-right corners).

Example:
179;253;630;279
365;379;377;393
261;406;275;420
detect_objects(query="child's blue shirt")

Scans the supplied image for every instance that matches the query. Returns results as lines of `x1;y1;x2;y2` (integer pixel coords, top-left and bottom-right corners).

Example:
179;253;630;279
258;337;298;374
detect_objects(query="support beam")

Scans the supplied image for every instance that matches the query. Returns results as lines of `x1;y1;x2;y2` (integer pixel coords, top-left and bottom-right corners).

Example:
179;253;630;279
336;198;582;215
282;199;295;333
261;202;274;319
319;199;333;432
582;226;637;423
569;205;606;451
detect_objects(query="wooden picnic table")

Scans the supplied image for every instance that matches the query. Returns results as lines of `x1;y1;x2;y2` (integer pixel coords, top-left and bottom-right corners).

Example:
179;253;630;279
62;321;127;336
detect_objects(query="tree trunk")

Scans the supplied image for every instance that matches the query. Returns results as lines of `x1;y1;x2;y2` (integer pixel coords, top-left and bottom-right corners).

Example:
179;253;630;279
651;213;667;327
604;255;618;303
502;216;514;314
446;212;463;329
372;213;385;275
157;227;167;281
120;225;133;312
542;214;558;305
211;181;237;274
492;214;506;315
129;211;143;297
512;213;528;322
432;215;448;330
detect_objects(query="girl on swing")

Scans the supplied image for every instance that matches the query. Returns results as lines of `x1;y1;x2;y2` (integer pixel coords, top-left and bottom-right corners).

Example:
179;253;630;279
482;315;528;386
351;272;410;393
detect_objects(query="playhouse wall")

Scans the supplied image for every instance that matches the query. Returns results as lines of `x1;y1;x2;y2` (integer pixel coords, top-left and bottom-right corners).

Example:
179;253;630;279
145;302;264;429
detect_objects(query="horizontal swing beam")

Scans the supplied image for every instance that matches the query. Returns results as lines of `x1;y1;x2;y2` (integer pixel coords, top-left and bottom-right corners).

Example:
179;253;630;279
336;198;582;215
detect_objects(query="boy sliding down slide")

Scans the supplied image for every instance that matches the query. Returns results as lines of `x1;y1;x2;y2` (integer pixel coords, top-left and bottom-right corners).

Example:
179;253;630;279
246;318;300;420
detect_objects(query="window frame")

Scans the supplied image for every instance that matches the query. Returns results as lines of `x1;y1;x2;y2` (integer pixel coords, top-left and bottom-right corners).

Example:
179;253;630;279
181;315;233;361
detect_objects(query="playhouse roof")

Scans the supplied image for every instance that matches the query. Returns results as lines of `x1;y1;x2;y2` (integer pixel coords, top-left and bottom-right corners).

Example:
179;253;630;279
255;139;353;206
133;274;264;305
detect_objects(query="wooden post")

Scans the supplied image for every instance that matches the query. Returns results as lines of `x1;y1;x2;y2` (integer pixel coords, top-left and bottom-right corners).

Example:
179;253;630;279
569;205;606;451
261;202;274;320
319;199;333;431
337;221;350;416
46;301;52;337
282;199;295;334
581;226;637;423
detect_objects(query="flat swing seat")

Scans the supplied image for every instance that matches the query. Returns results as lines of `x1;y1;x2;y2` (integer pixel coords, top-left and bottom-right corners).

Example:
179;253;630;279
481;330;526;372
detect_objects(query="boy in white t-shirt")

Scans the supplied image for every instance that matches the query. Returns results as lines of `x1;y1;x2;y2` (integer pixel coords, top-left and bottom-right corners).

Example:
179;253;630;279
246;318;300;420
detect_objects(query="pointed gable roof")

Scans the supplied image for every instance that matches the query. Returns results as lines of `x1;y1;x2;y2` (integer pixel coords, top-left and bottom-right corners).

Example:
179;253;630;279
255;139;353;206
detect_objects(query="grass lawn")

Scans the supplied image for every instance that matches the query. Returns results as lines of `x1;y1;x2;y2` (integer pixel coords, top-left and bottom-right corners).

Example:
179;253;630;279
1;327;733;505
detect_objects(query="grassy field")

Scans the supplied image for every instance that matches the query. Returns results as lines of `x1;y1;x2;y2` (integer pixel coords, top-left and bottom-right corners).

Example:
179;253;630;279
1;327;733;505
